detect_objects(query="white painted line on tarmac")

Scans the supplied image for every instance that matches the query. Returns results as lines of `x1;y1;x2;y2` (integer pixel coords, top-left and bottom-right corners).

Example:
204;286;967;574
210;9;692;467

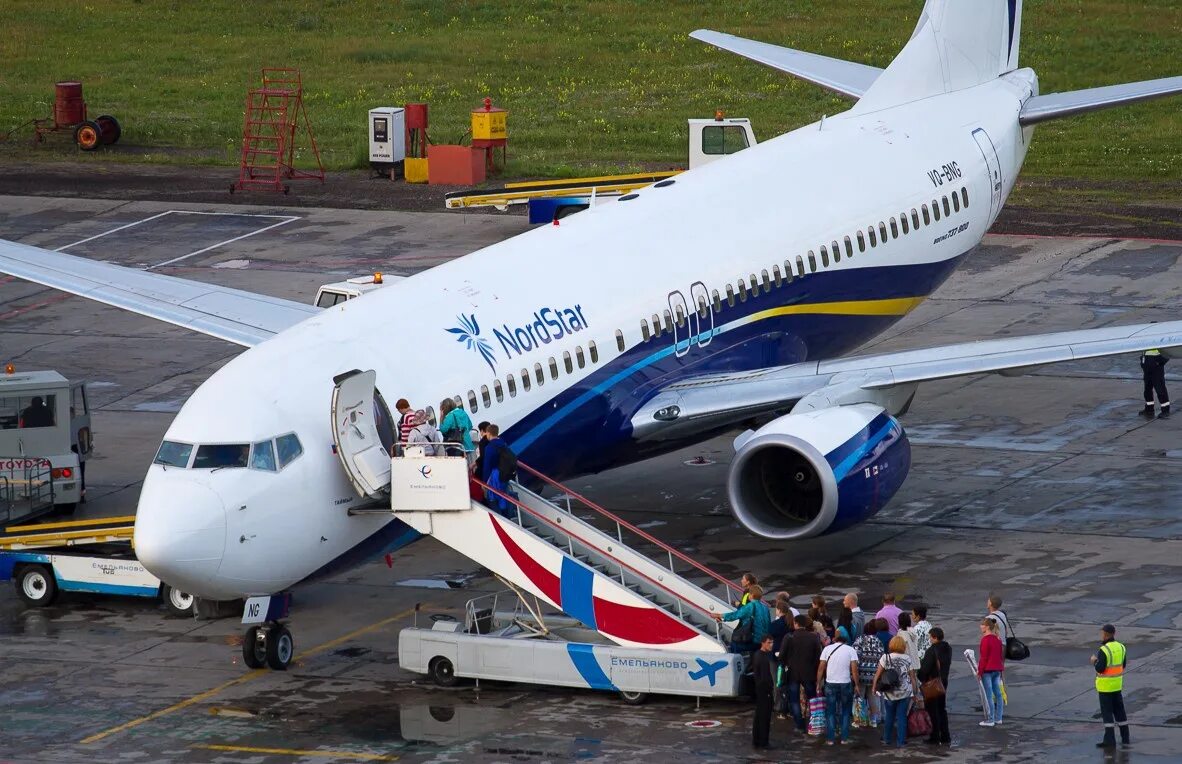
147;215;300;269
54;211;175;251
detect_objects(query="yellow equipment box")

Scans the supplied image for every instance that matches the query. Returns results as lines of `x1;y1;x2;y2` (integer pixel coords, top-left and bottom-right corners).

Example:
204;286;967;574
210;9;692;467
472;102;507;141
405;157;429;184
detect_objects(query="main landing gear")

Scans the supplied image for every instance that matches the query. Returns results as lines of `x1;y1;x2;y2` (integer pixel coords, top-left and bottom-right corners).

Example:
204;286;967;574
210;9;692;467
240;592;294;670
242;621;295;670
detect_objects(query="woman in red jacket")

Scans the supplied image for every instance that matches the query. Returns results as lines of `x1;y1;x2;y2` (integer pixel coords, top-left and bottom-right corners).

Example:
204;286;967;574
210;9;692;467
977;617;1005;726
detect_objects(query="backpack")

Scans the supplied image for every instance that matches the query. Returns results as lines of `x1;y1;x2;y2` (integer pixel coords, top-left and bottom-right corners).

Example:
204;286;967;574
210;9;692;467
878;656;902;693
497;445;518;481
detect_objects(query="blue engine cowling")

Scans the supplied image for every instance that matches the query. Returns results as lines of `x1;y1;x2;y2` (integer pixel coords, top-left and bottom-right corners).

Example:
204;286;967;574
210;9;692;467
726;403;911;539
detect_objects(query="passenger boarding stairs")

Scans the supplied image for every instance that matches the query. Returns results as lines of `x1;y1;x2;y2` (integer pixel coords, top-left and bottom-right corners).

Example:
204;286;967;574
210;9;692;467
392;461;742;654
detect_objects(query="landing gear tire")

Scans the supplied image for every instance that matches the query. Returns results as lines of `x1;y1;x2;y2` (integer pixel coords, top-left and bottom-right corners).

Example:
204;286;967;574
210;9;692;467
429;656;458;687
162;584;196;616
242;625;267;669
265;624;294;670
16;565;58;607
618;690;648;706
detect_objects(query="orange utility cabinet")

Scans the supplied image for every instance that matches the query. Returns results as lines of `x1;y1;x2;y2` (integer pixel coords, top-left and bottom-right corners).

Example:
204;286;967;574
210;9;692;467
427;145;486;185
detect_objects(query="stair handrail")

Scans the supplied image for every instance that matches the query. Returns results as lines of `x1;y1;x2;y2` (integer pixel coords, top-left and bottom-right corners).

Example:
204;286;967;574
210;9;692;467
515;461;743;605
475;479;726;643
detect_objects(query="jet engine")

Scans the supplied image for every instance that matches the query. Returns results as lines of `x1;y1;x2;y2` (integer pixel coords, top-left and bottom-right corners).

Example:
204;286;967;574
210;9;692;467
727;403;911;539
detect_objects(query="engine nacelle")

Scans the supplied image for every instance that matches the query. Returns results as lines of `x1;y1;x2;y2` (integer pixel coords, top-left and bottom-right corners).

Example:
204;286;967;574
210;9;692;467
727;403;911;539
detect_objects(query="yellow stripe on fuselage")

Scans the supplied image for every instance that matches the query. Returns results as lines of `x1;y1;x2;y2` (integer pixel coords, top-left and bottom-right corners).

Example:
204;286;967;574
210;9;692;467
745;296;926;323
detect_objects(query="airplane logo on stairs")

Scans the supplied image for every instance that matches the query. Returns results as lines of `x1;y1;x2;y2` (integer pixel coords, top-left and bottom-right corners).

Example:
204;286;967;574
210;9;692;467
688;658;729;687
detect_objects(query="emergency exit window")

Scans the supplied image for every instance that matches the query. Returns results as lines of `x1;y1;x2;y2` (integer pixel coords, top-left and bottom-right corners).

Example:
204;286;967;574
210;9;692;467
702;126;750;155
0;394;56;429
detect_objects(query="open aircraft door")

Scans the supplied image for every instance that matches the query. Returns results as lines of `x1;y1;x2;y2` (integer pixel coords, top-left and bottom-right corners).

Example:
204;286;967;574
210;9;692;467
330;369;397;500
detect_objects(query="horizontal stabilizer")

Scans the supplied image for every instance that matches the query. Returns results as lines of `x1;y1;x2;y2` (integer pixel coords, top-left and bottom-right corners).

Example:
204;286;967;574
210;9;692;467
690;29;882;99
1020;75;1182;125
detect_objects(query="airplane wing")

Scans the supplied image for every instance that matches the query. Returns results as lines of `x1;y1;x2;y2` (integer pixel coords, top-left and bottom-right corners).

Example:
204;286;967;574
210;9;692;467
690;29;882;99
630;321;1182;441
0;238;318;347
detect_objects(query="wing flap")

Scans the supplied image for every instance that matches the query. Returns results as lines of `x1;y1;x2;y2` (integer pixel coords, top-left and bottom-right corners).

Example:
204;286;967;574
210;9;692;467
690;30;882;99
0;238;318;347
1019;75;1182;125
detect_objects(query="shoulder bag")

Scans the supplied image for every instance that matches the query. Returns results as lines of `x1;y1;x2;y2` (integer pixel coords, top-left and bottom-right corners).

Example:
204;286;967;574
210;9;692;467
921;653;946;702
1001;614;1031;661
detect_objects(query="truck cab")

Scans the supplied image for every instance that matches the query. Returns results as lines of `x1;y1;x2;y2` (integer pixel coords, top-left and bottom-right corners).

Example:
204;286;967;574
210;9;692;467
687;116;757;170
0;369;91;521
313;273;402;308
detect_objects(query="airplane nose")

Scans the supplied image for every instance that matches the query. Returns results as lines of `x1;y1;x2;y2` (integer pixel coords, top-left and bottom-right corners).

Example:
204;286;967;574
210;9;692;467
134;475;227;597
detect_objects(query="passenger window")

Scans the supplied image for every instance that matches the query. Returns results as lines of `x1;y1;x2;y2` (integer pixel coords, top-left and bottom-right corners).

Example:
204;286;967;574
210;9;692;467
831;241;841;262
663;308;674;330
674;303;685;327
890;218;899;238
576;346;586;368
640;319;650;342
589;341;599;363
942;196;951;216
796;255;806;276
749;274;759;294
506;375;517;397
879;222;888;242
534;363;545;385
952;192;960;212
712;289;722;311
467;390;478;412
783;261;794;282
820;246;830;267
772;264;782;287
615;329;625;351
696;295;708;318
922;205;931;225
520;369;531;391
493;379;504;402
807;251;817;272
737;281;747;302
961;187;969;207
901;214;909;234
276;434;303;468
725;284;736;306
760;270;770;293
868;226;877;247
844;236;853;258
700;125;751;155
251;440;277;471
932;200;941;221
856;231;866;252
481;385;492;407
651;313;662;335
563;351;573;373
912;208;921;229
548;358;559;380
193;444;249;469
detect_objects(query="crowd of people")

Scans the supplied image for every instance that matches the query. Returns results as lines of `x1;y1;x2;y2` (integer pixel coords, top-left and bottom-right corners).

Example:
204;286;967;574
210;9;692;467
720;575;1020;750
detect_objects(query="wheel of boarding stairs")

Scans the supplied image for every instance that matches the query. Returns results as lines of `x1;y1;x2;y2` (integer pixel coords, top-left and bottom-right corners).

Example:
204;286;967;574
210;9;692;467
429;656;458;687
16;565;58;607
161;584;195;617
242;625;267;669
266;625;294;670
618;690;648;706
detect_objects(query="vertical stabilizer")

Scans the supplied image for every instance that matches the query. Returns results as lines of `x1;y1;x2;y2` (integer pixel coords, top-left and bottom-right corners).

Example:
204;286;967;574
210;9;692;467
854;0;1022;112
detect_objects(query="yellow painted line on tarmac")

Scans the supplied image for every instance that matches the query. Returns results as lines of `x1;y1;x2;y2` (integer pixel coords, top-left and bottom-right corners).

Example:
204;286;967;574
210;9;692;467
193;744;398;761
79;606;416;745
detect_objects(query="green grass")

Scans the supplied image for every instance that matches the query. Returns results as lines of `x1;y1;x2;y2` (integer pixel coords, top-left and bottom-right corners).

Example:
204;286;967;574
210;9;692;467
1;0;1181;186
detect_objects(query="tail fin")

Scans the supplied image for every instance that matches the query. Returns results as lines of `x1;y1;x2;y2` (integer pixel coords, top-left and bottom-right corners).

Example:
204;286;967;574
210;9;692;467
854;0;1023;112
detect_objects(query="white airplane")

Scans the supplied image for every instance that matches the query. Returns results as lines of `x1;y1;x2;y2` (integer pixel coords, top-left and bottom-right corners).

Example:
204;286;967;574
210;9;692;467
2;0;1182;664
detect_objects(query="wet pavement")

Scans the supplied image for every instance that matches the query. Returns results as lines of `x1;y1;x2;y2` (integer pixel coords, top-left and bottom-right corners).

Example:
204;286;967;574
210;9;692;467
1;198;1181;763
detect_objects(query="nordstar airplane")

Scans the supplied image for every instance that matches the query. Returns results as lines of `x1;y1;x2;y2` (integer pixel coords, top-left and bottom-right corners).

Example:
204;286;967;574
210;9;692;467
2;0;1182;662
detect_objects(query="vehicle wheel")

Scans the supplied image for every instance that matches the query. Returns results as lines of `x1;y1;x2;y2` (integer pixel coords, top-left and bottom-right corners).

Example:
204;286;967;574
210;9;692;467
618;690;648;706
74;120;103;151
56;502;77;515
16;565;58;607
429;656;458;687
94;114;121;144
242;625;267;669
162;584;195;616
265;625;294;670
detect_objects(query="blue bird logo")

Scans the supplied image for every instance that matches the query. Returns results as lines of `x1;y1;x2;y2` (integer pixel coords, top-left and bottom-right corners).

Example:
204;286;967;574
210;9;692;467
445;313;497;372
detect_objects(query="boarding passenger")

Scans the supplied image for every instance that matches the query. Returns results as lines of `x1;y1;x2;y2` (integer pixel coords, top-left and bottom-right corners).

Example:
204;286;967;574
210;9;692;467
873;636;919;748
751;634;776;749
837;606;855;642
874;618;893;653
473;421;491;475
769;599;794;653
854;619;885;727
785;613;822;733
844;593;866;640
897;613;920;667
481;425;517;517
912;603;933;659
19;396;53;428
918;626;952;745
714;584;770;653
977;617;1005;727
396;398;414;444
877;592;903;635
817;626;860;745
1091;623;1130;748
808;605;832;646
1140;348;1170;418
773;591;800;619
407;410;445;456
734;572;759;607
438;398;475;459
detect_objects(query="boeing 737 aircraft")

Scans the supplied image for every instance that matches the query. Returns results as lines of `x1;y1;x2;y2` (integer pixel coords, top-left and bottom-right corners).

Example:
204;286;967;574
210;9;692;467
2;1;1182;665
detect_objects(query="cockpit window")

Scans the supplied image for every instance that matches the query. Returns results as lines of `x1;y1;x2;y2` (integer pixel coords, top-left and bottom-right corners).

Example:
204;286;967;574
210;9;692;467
250;440;277;471
154;440;193;467
276;433;303;468
193;444;249;469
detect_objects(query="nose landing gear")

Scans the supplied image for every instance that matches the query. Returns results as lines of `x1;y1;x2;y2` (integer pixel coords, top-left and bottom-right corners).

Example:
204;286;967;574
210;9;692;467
242;622;295;670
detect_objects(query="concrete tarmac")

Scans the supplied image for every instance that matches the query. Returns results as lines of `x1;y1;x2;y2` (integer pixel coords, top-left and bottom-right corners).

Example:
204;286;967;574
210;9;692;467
1;196;1180;763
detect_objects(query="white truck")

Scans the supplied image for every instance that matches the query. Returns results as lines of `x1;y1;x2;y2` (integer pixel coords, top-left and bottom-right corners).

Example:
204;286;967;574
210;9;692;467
0;369;92;522
313;273;402;308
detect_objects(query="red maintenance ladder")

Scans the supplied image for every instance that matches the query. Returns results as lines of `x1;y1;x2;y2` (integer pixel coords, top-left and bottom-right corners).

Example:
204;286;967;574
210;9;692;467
232;68;324;194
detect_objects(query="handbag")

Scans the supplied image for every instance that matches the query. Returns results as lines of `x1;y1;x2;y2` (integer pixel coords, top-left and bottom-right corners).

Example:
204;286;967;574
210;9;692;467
731;619;753;644
852;696;870;728
921;654;946;702
1000;615;1031;661
907;707;933;737
807;696;826;736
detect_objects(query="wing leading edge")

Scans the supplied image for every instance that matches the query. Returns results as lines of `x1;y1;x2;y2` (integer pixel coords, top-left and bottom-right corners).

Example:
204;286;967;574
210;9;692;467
632;321;1182;440
0;238;318;347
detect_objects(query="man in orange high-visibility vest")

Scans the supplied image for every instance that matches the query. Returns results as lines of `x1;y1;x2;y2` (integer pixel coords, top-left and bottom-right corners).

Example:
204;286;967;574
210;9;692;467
1090;624;1129;748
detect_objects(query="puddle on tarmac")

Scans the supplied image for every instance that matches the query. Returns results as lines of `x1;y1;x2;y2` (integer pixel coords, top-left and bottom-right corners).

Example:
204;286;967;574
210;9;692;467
396;578;465;589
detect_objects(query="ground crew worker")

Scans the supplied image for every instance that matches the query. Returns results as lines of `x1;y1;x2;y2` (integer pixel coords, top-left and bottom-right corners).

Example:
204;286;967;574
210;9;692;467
1140;349;1169;418
1090;623;1130;748
751;633;776;749
734;572;758;607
